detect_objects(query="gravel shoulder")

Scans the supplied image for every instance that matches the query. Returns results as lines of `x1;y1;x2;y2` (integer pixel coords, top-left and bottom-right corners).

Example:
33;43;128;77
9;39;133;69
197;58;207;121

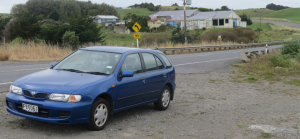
1;65;300;139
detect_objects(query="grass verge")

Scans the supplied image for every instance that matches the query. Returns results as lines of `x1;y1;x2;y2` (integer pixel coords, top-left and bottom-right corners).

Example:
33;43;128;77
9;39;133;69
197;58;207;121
0;41;72;62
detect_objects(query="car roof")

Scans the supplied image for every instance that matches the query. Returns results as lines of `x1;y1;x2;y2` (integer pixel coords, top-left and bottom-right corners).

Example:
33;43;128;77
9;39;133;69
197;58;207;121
80;46;163;54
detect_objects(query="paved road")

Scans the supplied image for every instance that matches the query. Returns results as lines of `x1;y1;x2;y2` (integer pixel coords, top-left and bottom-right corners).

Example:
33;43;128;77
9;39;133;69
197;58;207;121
252;19;300;28
0;45;283;92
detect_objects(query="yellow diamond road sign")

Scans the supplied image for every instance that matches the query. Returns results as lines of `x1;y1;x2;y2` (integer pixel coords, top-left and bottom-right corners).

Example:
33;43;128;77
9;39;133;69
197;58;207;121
134;33;141;39
132;22;141;33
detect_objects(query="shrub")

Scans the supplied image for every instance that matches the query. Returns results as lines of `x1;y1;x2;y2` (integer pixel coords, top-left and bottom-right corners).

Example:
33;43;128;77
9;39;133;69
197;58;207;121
62;31;80;50
202;27;206;30
140;34;167;46
9;37;26;46
281;41;300;56
295;53;300;62
267;54;293;68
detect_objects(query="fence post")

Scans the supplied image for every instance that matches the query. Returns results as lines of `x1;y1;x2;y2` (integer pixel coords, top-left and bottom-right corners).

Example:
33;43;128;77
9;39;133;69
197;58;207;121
3;36;5;50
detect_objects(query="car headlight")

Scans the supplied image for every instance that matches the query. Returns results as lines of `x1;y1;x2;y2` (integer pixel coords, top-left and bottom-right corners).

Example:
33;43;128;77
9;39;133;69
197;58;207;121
9;85;22;95
48;93;82;103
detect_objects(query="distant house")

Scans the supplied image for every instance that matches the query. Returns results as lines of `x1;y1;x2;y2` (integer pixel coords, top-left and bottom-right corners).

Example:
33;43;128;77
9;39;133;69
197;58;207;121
149;10;246;29
149;9;200;28
93;15;119;23
183;11;246;29
147;19;162;31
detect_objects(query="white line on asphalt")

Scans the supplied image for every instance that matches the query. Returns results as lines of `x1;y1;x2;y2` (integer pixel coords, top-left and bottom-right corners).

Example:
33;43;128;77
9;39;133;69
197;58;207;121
173;57;239;66
0;82;13;85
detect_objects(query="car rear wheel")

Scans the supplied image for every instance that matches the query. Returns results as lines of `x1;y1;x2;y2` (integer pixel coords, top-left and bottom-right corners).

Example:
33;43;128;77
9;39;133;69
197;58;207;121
154;86;171;110
88;98;109;131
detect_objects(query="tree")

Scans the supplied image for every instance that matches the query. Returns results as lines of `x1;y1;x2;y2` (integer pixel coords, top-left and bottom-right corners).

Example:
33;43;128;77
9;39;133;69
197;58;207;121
62;31;80;50
125;14;150;32
266;3;289;10
0;15;11;41
67;14;105;44
221;6;230;11
10;11;41;40
48;10;60;21
169;24;192;44
240;14;253;26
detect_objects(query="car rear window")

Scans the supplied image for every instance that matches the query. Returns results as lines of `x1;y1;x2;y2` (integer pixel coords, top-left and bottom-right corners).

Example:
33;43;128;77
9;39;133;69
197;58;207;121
158;54;172;68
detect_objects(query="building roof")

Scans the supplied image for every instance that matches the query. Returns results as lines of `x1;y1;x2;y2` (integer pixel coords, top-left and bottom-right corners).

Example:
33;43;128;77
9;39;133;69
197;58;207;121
149;9;199;20
95;15;119;19
187;11;234;20
147;18;160;22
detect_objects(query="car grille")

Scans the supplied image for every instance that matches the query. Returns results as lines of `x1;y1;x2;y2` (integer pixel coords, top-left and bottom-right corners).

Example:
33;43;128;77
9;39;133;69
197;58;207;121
16;104;49;118
23;90;48;99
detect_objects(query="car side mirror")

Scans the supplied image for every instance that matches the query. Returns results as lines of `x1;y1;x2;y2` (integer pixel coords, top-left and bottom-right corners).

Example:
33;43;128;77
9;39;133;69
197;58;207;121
51;62;58;67
121;70;134;77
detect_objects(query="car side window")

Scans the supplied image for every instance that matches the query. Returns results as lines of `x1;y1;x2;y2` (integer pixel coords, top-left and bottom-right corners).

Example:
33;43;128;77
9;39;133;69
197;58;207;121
158;54;172;68
142;53;159;72
121;54;143;74
155;56;164;69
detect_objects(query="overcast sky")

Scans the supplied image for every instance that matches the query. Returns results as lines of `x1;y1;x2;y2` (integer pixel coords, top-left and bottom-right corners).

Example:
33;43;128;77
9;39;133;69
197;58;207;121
1;0;299;13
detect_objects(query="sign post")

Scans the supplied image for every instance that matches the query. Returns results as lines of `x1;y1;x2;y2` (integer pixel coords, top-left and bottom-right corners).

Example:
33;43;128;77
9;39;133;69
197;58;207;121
132;22;142;48
217;35;222;45
265;44;268;54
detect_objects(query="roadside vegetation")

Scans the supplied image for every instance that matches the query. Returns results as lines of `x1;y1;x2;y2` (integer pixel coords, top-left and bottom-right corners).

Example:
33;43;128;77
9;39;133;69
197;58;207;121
235;8;275;17
117;8;155;19
262;8;300;23
232;41;300;86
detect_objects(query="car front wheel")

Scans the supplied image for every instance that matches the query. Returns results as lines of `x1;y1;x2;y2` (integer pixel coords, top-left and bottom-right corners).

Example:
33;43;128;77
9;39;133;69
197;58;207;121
154;86;171;110
88;98;109;131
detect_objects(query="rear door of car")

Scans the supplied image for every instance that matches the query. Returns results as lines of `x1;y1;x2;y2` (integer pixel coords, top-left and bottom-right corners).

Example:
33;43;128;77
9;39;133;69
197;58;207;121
141;52;168;101
115;53;147;109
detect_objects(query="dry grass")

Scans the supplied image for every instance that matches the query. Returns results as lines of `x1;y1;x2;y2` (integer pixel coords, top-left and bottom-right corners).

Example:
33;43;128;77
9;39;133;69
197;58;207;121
0;40;253;62
269;23;300;32
252;17;300;24
0;41;72;62
234;51;300;82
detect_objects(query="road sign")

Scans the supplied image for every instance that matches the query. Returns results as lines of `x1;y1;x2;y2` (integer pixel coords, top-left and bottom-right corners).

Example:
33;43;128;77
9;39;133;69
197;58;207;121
134;33;141;39
217;38;222;41
132;22;141;32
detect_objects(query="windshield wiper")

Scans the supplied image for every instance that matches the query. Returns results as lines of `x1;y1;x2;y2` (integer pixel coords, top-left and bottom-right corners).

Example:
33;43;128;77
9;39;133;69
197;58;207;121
83;72;108;75
56;69;84;73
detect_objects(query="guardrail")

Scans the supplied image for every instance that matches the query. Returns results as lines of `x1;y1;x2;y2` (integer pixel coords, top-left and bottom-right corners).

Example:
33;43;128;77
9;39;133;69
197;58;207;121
239;47;281;62
154;41;284;55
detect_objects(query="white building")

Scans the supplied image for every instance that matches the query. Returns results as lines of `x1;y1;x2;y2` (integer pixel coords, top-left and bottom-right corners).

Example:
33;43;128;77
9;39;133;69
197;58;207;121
93;15;119;24
182;11;247;29
150;10;247;29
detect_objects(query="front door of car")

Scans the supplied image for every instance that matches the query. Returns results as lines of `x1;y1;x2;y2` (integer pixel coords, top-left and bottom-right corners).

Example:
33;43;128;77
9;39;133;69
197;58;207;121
116;53;146;109
141;53;168;101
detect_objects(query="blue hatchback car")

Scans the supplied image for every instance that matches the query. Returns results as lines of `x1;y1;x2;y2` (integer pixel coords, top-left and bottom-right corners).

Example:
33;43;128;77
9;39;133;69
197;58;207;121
6;46;176;130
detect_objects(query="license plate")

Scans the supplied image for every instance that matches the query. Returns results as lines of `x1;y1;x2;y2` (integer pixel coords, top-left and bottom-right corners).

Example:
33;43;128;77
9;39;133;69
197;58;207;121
22;103;38;113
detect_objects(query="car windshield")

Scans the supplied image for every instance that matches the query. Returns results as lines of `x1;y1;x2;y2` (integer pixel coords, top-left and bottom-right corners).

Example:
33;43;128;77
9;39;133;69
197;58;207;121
53;50;122;75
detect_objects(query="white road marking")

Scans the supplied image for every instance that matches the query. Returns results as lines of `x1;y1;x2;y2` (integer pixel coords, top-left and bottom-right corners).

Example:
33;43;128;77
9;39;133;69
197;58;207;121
0;82;13;85
173;57;239;66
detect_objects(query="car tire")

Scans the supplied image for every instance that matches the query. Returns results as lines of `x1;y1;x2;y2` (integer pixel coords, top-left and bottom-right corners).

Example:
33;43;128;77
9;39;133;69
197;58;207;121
154;86;171;110
88;98;110;131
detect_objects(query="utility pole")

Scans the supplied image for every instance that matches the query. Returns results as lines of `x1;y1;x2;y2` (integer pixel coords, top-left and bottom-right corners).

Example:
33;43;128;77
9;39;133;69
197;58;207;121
260;16;261;29
183;0;188;44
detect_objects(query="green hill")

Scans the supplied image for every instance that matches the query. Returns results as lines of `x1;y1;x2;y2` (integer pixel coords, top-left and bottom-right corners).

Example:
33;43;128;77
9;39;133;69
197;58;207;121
0;13;11;18
234;8;275;17
262;8;300;22
117;8;155;19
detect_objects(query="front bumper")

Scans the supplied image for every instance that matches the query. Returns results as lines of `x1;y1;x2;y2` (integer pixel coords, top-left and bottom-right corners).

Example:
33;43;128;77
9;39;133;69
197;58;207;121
6;92;93;124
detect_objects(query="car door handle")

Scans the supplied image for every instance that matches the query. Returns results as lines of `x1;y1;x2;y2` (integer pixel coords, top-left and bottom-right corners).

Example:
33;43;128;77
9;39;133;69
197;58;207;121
163;73;167;76
140;78;145;80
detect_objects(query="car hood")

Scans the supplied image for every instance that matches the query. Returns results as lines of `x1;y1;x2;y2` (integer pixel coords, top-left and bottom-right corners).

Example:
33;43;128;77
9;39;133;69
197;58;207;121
13;69;107;94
